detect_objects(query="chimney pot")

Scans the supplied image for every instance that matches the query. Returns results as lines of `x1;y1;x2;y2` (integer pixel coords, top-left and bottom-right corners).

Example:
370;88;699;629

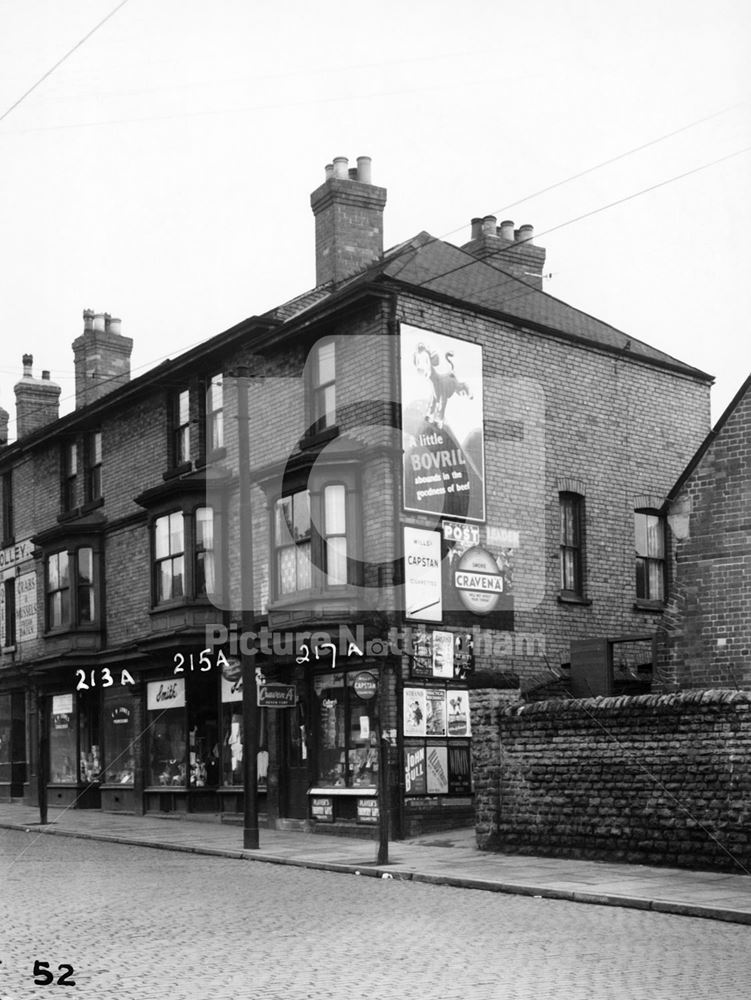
83;309;95;331
482;215;497;236
517;224;534;244
93;313;106;332
22;354;33;376
332;156;349;179
356;156;372;184
470;217;483;240
324;163;334;180
499;219;515;241
109;317;122;336
42;370;50;380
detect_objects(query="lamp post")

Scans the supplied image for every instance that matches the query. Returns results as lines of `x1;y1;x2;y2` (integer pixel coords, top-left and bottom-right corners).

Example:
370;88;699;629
235;368;259;850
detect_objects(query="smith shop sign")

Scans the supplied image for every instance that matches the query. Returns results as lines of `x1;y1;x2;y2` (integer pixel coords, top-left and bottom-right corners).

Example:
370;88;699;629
257;683;297;708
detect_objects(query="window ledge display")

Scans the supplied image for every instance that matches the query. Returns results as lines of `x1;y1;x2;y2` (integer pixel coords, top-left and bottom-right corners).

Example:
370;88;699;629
308;787;376;797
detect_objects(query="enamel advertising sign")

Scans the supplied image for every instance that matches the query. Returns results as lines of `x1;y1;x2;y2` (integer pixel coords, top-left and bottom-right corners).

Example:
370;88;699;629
400;325;485;521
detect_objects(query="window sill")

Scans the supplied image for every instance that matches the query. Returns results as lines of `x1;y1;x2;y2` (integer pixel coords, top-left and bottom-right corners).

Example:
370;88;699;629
308;787;377;796
57;507;81;523
268;585;359;610
148;596;218;615
162;462;193;481
633;600;665;613
557;594;592;607
81;497;104;514
43;624;102;637
298;425;339;451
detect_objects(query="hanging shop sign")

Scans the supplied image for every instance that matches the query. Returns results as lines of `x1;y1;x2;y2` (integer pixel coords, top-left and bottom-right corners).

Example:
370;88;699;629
147;678;185;711
441;521;515;628
221;675;243;703
352;671;377;701
400;324;485;521
403;527;442;622
221;656;242;682
257;683;297;708
454;546;504;614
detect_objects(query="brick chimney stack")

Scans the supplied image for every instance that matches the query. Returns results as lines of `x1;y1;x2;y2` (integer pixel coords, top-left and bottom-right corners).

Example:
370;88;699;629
462;216;547;290
0;403;8;446
310;155;387;286
73;309;133;409
14;354;61;439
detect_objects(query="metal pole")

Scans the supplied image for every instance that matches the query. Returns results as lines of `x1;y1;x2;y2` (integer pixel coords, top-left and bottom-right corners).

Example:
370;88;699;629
236;368;259;850
377;664;390;865
37;691;48;825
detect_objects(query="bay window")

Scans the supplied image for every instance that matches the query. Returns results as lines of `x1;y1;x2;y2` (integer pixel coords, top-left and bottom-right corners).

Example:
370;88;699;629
46;547;99;630
154;512;185;603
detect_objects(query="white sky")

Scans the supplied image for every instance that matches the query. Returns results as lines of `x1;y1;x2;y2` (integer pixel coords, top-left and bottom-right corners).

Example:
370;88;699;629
0;0;749;442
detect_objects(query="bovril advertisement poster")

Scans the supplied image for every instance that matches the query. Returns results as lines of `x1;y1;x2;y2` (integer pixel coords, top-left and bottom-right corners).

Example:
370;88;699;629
400;324;485;521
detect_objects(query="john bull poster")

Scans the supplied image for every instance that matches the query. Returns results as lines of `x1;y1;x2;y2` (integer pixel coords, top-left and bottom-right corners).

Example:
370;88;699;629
400;324;485;521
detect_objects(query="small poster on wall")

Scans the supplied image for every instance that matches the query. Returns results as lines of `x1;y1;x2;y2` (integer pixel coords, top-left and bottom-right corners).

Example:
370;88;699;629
432;630;454;679
404;745;427;794
448;744;473;794
425;689;447;737
403;688;427;737
447;690;471;737
426;745;449;794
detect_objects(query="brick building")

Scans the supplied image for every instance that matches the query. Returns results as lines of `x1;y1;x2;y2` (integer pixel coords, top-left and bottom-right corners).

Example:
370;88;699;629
0;156;712;836
656;373;751;689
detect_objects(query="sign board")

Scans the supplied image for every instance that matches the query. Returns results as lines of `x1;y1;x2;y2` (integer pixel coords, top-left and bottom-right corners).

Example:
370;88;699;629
400;325;485;521
52;694;74;715
16;572;37;642
432;630;454;679
454;546;504;615
352;671;377;701
404;745;427;794
404;527;442;622
403;687;427;737
0;538;33;571
221;675;243;703
147;678;186;711
257;683;297;708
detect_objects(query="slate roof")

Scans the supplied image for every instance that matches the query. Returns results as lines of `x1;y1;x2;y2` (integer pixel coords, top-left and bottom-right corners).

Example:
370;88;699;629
269;231;712;381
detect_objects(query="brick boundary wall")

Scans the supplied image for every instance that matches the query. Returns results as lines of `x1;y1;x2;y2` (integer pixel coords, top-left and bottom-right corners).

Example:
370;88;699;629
470;689;751;873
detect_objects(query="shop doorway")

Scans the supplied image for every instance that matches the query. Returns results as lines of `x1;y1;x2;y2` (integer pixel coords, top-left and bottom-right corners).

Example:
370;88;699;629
279;683;309;820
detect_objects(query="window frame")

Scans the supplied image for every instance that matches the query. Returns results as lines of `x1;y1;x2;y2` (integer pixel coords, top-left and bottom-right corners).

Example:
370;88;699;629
153;511;185;605
559;491;585;600
207;373;224;454
634;509;666;605
1;470;13;545
150;504;220;608
84;429;103;504
2;577;16;647
171;388;191;468
61;440;78;513
310;338;337;436
45;546;100;632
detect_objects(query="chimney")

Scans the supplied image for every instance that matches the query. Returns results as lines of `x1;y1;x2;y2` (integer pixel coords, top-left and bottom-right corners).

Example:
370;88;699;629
0;404;9;447
72;309;133;409
14;354;61;439
461;216;547;290
310;155;387;286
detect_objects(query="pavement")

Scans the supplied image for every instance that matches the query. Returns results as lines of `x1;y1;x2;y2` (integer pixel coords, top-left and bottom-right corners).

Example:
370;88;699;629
1;801;750;926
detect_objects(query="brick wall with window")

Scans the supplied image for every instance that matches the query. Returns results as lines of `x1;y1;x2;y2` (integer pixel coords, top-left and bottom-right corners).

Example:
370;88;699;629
657;375;751;690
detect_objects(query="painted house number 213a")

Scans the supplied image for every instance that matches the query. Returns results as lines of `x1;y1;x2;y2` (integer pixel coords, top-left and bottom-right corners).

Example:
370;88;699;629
75;667;136;690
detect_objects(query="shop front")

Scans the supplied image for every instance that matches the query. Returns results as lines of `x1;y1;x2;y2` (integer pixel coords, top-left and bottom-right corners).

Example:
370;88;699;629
0;690;25;800
46;688;101;809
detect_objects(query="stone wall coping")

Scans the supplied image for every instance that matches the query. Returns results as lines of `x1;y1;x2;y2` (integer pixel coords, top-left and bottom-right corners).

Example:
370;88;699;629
504;688;751;717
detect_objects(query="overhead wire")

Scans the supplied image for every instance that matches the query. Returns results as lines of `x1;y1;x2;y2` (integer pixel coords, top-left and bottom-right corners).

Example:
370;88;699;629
0;0;130;126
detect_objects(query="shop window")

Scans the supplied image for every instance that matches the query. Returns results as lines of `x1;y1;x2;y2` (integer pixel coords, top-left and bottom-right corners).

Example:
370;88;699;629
188;669;219;788
310;339;336;434
2;578;15;647
274;490;312;595
314;671;379;789
195;507;215;597
0;694;11;784
146;678;187;787
61;441;78;512
635;510;665;603
1;470;13;545
154;512;185;603
172;389;191;467
207;374;223;453
45;548;98;630
84;430;102;503
49;701;77;784
559;492;585;598
102;689;136;785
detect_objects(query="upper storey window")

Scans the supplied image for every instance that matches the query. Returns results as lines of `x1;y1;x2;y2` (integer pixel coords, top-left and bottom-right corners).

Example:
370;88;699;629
84;430;102;503
634;510;665;603
311;340;336;434
208;374;224;453
173;389;191;466
559;492;585;599
61;442;77;513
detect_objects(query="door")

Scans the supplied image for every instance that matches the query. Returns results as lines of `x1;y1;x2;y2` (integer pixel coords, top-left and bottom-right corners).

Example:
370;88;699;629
279;672;309;819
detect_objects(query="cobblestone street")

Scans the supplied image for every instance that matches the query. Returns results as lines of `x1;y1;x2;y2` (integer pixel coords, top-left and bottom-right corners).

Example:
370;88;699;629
2;829;751;1000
